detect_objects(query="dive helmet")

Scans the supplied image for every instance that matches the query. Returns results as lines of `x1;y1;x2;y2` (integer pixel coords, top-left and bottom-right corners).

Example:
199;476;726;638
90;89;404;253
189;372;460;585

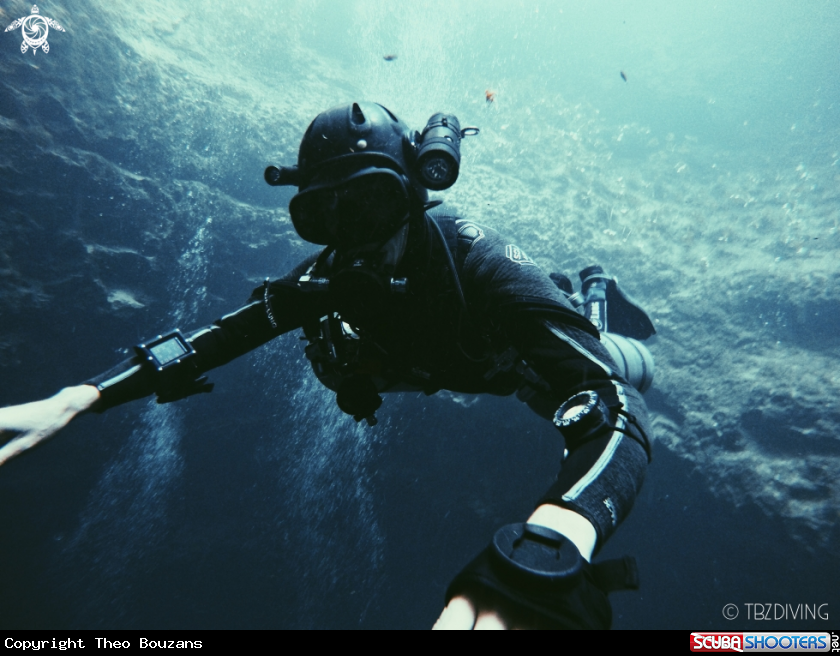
265;102;478;249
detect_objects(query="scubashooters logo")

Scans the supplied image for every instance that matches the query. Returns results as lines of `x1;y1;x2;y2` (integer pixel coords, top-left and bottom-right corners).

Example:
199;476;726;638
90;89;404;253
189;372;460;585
4;5;66;55
505;244;536;266
689;632;833;652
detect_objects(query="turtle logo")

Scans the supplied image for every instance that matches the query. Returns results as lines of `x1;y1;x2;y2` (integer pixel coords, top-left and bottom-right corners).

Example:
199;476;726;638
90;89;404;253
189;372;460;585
4;5;66;55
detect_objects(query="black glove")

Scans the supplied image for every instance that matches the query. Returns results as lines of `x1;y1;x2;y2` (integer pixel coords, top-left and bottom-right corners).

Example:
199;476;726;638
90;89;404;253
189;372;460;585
446;523;638;630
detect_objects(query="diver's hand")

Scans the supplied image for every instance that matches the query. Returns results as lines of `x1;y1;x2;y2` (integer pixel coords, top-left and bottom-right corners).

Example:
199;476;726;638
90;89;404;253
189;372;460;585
0;385;100;467
432;505;597;630
433;591;518;630
433;588;560;630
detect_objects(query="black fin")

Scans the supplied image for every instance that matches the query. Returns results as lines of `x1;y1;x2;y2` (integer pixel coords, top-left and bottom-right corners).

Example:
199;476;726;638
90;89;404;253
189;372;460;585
605;278;656;340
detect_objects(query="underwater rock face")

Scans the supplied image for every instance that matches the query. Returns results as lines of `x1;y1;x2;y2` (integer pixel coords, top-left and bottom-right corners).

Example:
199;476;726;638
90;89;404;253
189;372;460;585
447;107;840;551
1;0;838;629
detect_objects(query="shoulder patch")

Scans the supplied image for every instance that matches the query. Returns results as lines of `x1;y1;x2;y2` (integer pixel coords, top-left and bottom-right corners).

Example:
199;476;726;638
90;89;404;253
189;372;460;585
456;220;485;244
505;244;536;266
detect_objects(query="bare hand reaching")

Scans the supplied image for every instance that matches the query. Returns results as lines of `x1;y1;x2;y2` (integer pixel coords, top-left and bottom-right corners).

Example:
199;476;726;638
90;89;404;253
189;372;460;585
433;592;520;630
0;385;100;467
432;506;597;630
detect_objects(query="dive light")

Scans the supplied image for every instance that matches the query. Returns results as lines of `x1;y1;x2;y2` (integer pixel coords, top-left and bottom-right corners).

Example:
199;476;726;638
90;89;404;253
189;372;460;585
415;113;479;191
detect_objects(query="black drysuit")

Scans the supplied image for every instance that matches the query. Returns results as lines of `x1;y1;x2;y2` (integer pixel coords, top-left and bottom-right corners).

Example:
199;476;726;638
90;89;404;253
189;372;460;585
87;210;650;551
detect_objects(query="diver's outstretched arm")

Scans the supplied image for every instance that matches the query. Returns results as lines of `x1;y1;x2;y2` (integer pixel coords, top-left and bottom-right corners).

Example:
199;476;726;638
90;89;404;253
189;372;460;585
0;292;280;468
434;317;651;630
0;267;319;468
0;385;100;467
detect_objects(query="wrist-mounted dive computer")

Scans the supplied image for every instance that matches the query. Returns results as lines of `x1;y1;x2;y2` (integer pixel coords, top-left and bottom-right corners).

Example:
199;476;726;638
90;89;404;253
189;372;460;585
135;330;213;403
136;330;195;371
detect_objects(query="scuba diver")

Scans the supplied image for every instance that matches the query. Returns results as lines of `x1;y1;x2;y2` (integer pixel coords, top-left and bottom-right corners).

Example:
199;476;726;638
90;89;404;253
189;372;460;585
0;102;656;630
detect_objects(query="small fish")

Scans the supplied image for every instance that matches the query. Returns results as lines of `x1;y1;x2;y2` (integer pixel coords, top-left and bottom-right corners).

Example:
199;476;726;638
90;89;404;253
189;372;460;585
383;54;398;61
485;89;496;104
620;71;627;82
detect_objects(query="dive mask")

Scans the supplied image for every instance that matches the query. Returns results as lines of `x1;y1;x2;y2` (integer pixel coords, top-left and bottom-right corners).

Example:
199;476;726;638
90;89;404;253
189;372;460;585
289;168;411;250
